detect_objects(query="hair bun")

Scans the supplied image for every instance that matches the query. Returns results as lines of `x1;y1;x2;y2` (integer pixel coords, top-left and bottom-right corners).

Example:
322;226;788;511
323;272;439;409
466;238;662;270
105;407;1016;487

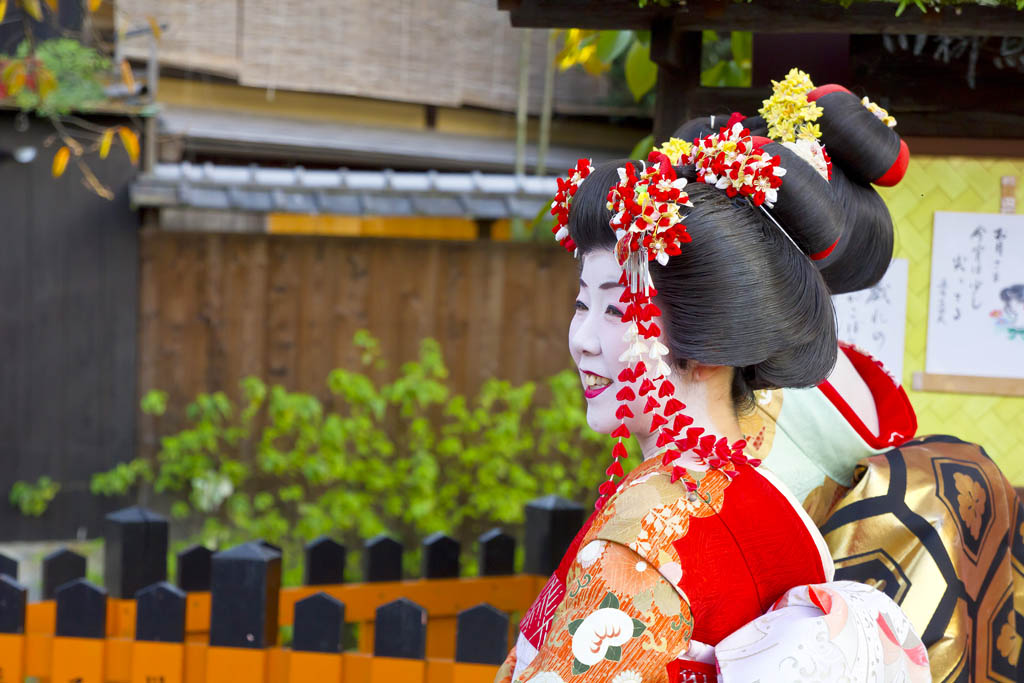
807;85;909;187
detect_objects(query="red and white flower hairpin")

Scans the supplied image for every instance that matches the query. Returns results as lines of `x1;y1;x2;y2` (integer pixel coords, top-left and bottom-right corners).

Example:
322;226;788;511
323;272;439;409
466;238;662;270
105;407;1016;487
688;121;786;208
550;158;594;253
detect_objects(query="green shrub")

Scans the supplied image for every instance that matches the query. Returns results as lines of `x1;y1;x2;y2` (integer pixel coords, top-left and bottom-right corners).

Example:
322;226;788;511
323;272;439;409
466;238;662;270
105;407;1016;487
20;331;640;583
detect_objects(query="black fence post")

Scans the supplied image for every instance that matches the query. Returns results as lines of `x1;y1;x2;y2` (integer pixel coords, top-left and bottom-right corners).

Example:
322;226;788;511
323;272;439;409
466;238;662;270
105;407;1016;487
0;552;18;580
209;541;282;649
304;537;346;586
293;592;345;654
135;581;186;643
477;528;516;576
524;495;584;576
42;548;86;600
363;535;403;582
104;505;169;599
177;545;213;592
421;533;460;579
0;575;27;634
455;603;509;665
374;598;426;659
55;579;106;638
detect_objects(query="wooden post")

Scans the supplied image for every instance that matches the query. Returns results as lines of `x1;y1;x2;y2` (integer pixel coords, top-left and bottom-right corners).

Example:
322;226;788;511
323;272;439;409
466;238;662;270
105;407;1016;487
105;505;169;599
132;582;186;683
373;598;427;680
42;547;86;599
0;552;18;580
422;533;460;657
421;533;460;580
455;603;509;665
0;575;27;683
54;579;107;682
177;544;213;592
289;592;345;683
524;495;584;576
363;535;403;583
304;537;347;586
207;541;281;683
650;19;703;144
477;528;516;576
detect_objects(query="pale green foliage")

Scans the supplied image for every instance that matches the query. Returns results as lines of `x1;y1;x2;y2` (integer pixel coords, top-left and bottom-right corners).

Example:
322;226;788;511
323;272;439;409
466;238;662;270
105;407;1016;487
9;476;60;517
13;331;639;584
6;38;110;116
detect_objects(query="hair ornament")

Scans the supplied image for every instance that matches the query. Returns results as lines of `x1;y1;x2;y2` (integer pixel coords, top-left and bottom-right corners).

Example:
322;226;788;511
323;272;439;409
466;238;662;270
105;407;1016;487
590;150;752;511
551;158;594;253
685;122;787;208
655;137;693;166
781;138;833;182
759;68;824;143
860;96;897;128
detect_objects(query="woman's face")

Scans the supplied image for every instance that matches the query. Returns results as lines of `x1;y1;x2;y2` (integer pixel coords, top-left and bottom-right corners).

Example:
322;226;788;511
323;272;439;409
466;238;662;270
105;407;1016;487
569;249;653;436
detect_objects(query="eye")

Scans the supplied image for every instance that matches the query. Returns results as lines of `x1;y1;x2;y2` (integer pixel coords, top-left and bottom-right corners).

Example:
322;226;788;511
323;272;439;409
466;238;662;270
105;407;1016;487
606;305;623;318
575;300;588;312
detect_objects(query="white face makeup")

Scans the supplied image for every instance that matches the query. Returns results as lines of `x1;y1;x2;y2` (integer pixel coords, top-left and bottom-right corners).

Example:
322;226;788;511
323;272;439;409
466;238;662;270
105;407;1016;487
568;248;733;465
568;249;652;438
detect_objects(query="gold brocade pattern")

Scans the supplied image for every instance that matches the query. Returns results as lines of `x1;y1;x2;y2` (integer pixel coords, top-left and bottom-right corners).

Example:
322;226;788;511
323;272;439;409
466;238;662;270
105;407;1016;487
819;436;1024;682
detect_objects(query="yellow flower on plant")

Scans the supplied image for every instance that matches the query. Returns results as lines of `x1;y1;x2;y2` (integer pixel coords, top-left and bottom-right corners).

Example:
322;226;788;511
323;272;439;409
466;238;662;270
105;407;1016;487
656;137;693;165
557;29;607;75
954;471;986;540
759;68;823;143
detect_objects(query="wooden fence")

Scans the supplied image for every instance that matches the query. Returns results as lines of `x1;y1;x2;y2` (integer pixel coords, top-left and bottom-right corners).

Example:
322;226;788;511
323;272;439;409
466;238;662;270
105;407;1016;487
0;497;585;682
0;111;140;541
138;230;579;456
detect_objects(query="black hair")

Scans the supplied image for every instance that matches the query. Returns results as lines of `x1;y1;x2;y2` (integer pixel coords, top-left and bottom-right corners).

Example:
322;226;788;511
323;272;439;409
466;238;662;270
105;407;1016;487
1002;285;1024;310
568;87;906;413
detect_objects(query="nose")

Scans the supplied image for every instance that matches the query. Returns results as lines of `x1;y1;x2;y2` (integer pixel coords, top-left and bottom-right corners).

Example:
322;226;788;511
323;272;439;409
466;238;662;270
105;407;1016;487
569;309;601;358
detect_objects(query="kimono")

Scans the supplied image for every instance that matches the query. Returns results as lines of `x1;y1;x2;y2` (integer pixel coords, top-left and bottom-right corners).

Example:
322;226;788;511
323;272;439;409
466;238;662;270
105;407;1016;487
496;457;834;682
496;342;937;682
742;342;1024;682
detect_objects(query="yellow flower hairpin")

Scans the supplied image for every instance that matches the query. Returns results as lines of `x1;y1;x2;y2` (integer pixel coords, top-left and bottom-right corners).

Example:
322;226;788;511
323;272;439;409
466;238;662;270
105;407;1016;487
759;68;824;143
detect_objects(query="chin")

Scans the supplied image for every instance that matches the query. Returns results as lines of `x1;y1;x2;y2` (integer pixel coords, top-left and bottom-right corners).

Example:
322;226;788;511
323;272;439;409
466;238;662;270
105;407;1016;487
585;396;632;435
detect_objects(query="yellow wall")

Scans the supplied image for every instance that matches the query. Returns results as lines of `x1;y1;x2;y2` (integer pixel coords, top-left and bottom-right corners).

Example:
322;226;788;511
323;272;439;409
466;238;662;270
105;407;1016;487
879;155;1024;484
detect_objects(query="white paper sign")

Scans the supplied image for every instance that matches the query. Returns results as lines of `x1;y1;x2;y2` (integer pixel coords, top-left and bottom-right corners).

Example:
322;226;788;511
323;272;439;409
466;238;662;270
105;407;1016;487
926;211;1024;379
831;258;909;381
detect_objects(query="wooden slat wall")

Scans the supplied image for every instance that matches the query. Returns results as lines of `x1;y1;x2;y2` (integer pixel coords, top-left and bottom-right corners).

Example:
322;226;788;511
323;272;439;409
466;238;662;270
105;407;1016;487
0;113;139;541
137;231;579;453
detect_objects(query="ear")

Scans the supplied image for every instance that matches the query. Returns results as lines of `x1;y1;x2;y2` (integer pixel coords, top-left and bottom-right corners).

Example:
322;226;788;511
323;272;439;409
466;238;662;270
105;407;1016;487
689;362;729;383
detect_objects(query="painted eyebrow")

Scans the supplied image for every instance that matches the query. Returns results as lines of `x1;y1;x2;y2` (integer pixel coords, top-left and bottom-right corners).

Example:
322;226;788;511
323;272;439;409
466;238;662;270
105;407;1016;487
579;278;624;290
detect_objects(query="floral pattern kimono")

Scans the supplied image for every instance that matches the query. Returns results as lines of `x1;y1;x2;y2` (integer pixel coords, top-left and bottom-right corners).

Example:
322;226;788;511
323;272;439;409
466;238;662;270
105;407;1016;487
496;456;834;682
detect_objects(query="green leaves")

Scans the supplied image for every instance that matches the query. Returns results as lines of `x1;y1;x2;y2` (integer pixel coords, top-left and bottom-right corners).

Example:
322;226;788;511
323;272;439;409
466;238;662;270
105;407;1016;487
625;39;658;101
595;30;634;63
701;31;752;88
9;476;60;516
16;329;610;585
140;389;168;416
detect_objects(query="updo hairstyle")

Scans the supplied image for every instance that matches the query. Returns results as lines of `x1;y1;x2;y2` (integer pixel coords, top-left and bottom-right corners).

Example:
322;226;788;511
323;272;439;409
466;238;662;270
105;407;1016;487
567;86;907;413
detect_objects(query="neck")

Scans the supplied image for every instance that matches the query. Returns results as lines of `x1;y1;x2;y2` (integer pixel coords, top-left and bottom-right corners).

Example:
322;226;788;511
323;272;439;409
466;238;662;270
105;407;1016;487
637;373;743;465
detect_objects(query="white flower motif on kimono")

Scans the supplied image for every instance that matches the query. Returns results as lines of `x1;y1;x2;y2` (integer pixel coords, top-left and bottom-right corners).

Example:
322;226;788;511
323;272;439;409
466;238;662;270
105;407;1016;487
571;608;635;666
611;670;644;683
577;540;607;568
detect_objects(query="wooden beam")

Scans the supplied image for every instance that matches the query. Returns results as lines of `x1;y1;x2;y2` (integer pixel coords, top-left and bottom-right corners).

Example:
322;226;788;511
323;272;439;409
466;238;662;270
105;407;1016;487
652;20;703;142
912;372;1024;397
501;0;1024;36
